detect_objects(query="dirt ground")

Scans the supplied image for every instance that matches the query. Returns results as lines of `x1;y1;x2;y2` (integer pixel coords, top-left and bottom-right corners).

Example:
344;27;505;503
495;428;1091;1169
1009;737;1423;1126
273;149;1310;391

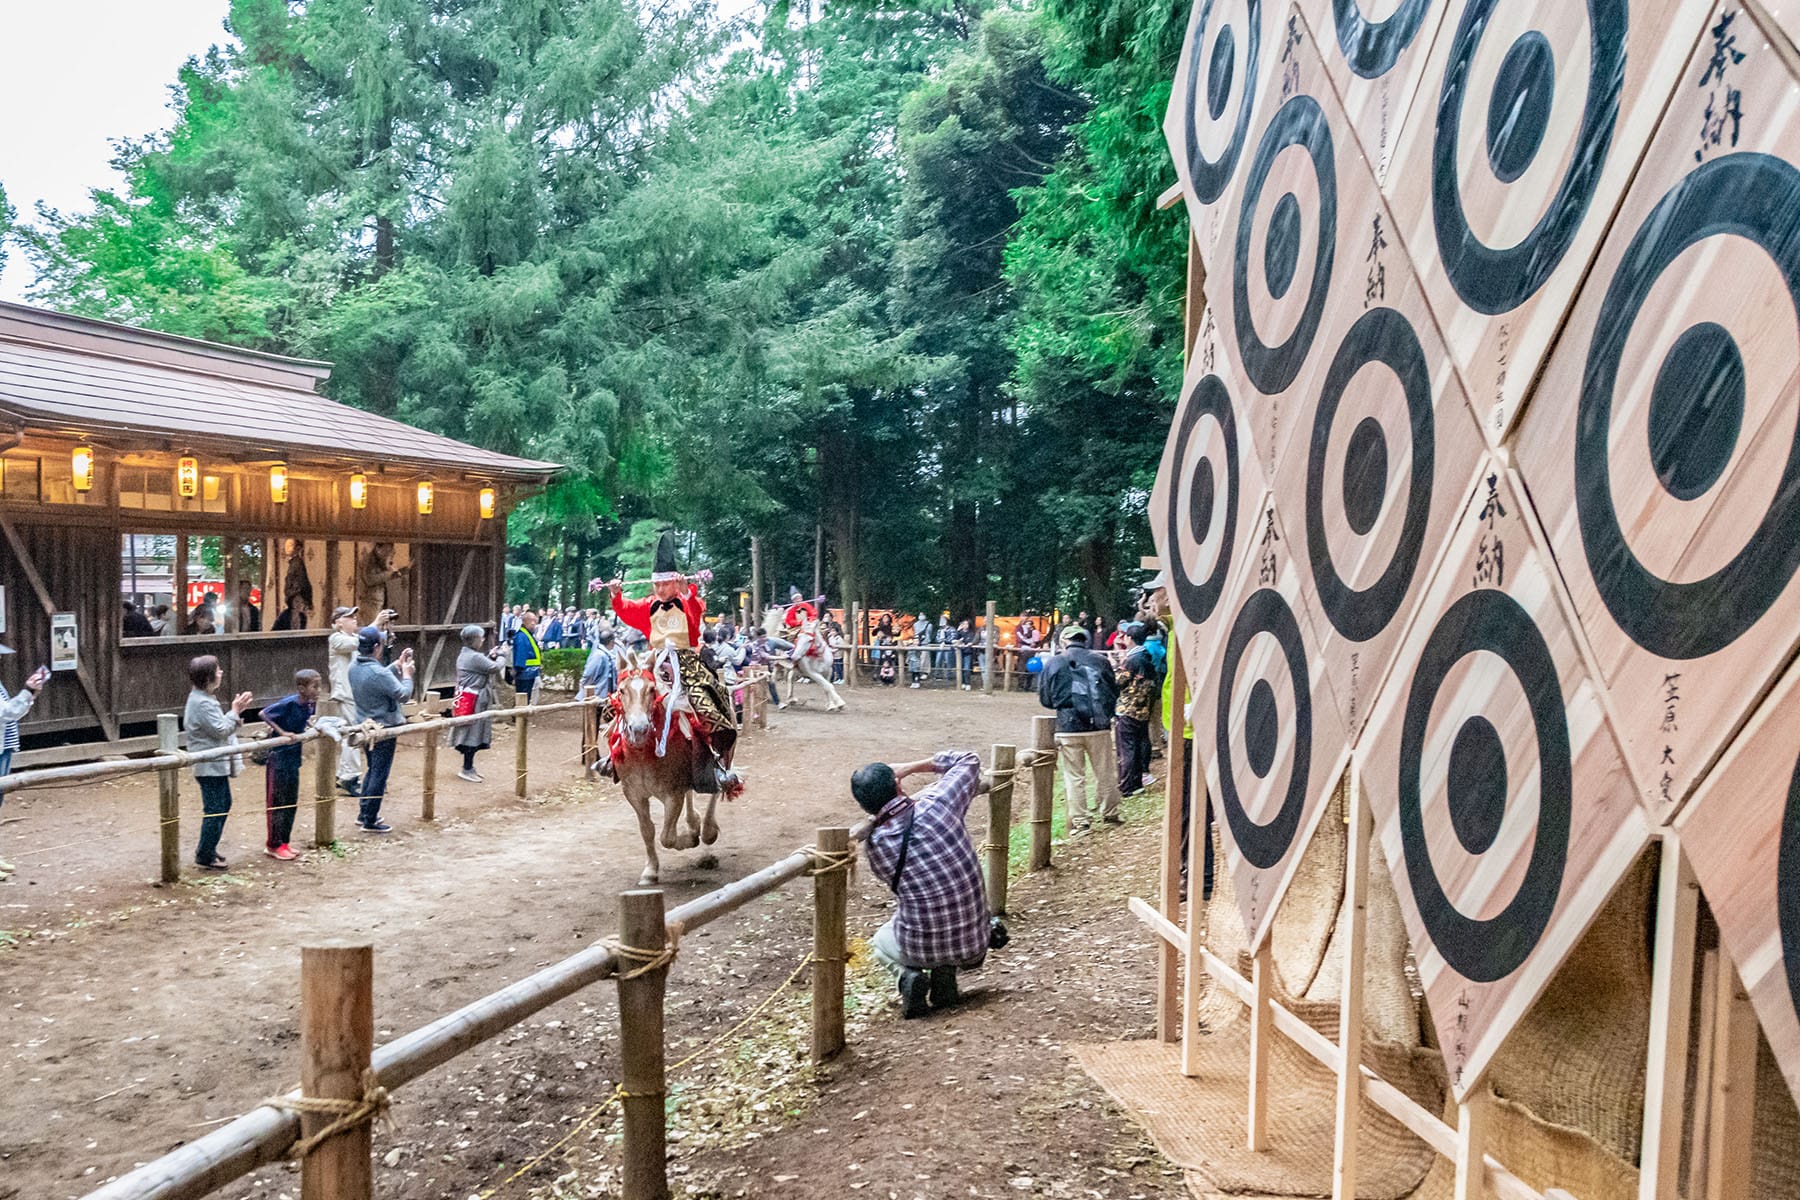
1;683;1183;1200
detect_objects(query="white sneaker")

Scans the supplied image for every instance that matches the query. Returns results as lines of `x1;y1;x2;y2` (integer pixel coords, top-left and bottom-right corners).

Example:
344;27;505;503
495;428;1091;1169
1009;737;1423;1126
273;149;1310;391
910;682;921;689
1142;773;1156;788
458;768;483;783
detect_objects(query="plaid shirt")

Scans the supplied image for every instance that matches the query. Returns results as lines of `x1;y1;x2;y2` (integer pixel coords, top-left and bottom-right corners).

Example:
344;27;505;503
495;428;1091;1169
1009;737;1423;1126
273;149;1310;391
864;750;990;968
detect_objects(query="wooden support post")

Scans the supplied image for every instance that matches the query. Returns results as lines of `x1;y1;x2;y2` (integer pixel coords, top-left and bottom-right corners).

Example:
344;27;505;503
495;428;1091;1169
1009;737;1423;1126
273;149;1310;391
157;714;180;884
1454;1091;1490;1200
1687;949;1721;1196
846;605;860;689
1158;649;1188;1044
1638;835;1699;1200
299;943;374;1200
811;827;850;1063
314;723;339;848
514;693;530;799
1705;952;1758;1200
617;889;671;1200
1030;715;1056;872
1333;767;1372;1200
1247;941;1272;1152
421;722;439;822
987;744;1016;915
579;684;597;768
982;600;997;695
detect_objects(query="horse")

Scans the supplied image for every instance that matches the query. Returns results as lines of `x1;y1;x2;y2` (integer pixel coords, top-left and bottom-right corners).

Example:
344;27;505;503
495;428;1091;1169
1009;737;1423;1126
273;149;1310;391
609;650;721;884
761;605;845;710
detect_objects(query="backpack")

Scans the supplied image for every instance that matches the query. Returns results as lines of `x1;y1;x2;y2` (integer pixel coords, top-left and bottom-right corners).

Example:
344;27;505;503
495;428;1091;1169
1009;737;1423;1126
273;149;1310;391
1065;655;1110;728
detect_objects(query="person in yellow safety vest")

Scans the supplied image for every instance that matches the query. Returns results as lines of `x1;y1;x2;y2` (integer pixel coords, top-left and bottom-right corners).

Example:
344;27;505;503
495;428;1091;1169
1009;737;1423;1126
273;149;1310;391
510;611;544;699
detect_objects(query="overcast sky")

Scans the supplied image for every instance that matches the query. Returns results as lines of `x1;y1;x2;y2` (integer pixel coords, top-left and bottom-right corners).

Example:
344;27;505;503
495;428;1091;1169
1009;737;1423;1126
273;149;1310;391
0;1;231;301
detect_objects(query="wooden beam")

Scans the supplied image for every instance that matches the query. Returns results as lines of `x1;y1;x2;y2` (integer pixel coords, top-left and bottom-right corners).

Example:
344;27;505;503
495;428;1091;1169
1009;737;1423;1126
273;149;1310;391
1156;182;1184;211
0;513;118;739
1639;836;1699;1200
1129;895;1189;957
1704;952;1758;1200
1456;1091;1490;1200
1158;646;1188;1044
1248;941;1272;1151
1334;765;1372;1200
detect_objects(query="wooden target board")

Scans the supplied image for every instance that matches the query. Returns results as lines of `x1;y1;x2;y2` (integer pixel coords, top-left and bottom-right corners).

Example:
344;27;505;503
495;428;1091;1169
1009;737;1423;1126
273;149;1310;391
1165;0;1283;266
1293;0;1453;181
1211;10;1385;476
1676;652;1800;1110
1384;0;1714;444
1512;3;1800;820
1360;464;1648;1098
1150;308;1274;694
1194;493;1352;951
1754;0;1800;58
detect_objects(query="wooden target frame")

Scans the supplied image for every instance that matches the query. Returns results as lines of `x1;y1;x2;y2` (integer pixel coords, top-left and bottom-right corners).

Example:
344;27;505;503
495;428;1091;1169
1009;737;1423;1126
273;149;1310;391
1293;0;1453;181
1383;0;1715;444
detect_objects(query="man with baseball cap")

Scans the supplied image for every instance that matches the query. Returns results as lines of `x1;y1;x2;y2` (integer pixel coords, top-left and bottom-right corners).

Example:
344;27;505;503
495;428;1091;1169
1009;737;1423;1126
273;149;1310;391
0;643;48;878
348;625;415;833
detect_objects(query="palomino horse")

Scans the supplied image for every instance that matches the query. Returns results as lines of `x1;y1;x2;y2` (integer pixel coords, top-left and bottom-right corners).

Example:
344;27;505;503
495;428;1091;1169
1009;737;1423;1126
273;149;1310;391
611;650;720;884
760;606;846;711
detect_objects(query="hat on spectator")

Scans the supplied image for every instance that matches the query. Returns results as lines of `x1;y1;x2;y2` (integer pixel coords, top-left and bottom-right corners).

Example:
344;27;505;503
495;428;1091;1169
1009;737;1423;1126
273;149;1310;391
331;605;358;622
1061;626;1089;647
357;626;385;653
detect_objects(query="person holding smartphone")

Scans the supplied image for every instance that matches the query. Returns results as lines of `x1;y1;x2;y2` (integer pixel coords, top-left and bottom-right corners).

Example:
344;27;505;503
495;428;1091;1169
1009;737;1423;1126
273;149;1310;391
0;647;48;878
348;626;415;833
184;655;254;872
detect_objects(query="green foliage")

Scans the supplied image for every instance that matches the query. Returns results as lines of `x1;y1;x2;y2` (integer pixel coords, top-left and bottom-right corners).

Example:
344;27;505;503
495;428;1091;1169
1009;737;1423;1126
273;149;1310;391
537;647;593;690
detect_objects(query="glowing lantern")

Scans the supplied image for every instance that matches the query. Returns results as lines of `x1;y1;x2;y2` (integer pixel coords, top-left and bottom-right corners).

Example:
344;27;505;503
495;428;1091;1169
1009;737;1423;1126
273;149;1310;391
479;486;497;519
269;462;290;504
178;455;200;498
416;480;434;515
72;445;95;492
349;472;368;510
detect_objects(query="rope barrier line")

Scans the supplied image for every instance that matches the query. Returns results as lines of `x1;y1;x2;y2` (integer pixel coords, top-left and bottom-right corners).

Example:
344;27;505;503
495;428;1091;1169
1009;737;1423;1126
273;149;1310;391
263;1068;393;1159
603;925;682;981
802;845;858;878
481;949;818;1197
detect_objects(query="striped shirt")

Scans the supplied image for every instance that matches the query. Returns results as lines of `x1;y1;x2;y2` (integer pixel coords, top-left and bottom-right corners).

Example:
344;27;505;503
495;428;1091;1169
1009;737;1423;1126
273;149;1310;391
864;750;990;968
0;681;36;753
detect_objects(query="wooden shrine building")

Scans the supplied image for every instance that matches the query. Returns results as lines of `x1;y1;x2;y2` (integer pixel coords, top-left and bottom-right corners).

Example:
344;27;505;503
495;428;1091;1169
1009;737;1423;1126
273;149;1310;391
0;301;560;755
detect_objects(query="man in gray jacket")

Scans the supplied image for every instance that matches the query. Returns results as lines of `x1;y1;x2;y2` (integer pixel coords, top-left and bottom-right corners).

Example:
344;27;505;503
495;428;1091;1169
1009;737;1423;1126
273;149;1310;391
349;626;414;834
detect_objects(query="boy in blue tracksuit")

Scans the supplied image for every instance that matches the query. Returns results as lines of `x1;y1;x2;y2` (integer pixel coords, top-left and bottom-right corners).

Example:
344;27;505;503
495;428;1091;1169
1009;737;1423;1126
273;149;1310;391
259;669;321;859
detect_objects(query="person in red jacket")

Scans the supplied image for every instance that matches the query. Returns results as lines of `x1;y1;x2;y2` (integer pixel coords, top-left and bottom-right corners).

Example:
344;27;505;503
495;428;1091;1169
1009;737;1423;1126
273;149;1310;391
782;586;825;630
605;532;740;795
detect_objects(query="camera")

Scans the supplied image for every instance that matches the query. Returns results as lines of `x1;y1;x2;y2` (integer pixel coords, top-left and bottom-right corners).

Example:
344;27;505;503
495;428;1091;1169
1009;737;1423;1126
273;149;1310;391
988;916;1010;951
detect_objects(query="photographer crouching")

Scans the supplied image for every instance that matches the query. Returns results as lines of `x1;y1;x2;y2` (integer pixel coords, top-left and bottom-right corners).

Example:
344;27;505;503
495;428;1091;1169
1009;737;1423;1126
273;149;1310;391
851;750;1008;1019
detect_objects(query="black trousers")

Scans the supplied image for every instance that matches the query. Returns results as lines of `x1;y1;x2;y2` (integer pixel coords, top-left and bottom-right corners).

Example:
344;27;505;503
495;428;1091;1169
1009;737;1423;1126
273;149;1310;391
1116;715;1152;796
196;775;232;865
265;764;300;849
359;738;397;825
1178;738;1214;900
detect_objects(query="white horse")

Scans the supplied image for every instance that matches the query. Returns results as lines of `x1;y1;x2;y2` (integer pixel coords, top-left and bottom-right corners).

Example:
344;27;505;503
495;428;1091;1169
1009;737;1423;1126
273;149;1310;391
761;605;846;711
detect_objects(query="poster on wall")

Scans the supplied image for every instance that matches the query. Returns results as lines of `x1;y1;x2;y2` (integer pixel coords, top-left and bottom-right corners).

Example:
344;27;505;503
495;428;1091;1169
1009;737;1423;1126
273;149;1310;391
50;612;78;672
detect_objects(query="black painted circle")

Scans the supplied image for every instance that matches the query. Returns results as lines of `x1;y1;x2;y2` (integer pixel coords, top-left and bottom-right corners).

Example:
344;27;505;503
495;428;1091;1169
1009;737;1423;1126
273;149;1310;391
1398;589;1571;983
1165;374;1242;626
1447;716;1508;856
1485;32;1555;184
1185;0;1262;205
1245;679;1280;778
1265;193;1304;300
1234;95;1337;394
1332;0;1432;79
1432;0;1626;314
1342;416;1389;536
1216;588;1313;872
1775;756;1800;1032
1208;24;1237;122
1647;322;1745;502
1305;307;1436;644
1577;153;1800;660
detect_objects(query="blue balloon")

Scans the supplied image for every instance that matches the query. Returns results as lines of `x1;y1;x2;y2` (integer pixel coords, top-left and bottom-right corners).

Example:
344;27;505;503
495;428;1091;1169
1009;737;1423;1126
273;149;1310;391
1025;653;1045;674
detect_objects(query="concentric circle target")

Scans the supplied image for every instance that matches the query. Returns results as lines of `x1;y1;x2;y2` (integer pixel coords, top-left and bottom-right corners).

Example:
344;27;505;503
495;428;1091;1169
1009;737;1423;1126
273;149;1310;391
1398;590;1571;983
1575;153;1800;660
1776;756;1800;1026
1184;0;1264;204
1233;94;1338;394
1215;587;1313;871
1166;374;1244;626
1332;0;1433;78
1430;0;1626;314
1304;306;1435;642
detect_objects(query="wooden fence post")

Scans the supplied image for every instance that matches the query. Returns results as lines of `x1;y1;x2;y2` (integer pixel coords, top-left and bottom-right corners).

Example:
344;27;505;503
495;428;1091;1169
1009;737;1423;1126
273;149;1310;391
812;827;850;1063
314;723;339;848
1158;648;1189;1044
1248;940;1272;1152
514;693;530;799
579;684;597;767
1333;767;1372;1199
1454;1090;1490;1200
1705;953;1758;1200
157;714;180;884
846;605;860;690
1639;834;1699;1200
300;943;374;1200
982;600;997;694
987;744;1015;914
421;721;439;823
618;889;670;1200
1030;715;1056;871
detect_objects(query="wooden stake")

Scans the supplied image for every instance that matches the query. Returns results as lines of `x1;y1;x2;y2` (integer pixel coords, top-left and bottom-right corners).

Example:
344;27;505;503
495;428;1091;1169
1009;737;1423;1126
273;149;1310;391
1639;835;1699;1200
300;943;374;1200
982;600;997;695
1705;952;1757;1200
811;827;850;1063
514;692;530;799
1248;941;1272;1152
987;744;1015;915
313;717;339;849
1030;715;1056;871
420;720;439;823
1454;1090;1490;1200
1687;949;1721;1197
1333;767;1372;1200
847;605;860;689
579;684;597;768
157;714;180;884
617;889;670;1200
1158;649;1188;1044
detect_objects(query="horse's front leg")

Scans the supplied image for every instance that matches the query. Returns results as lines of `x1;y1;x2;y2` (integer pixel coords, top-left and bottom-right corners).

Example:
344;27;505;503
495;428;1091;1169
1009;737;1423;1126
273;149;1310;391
699;788;720;846
626;786;660;885
659;789;684;849
682;788;704;849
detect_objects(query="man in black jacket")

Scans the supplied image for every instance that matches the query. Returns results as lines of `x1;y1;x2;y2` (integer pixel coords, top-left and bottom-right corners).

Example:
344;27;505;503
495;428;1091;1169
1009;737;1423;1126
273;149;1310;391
1036;626;1122;834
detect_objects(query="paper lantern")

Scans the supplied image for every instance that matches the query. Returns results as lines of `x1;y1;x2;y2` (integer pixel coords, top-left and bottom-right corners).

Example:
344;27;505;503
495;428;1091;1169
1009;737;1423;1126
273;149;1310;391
348;472;368;510
479;486;497;520
178;455;199;499
269;462;289;505
416;480;434;515
71;445;94;492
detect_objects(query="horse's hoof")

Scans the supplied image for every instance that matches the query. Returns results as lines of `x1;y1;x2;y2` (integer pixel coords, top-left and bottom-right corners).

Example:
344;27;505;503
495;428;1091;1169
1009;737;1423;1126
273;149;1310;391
659;833;677;850
701;820;720;845
638;870;659;886
696;853;719;870
679;831;701;850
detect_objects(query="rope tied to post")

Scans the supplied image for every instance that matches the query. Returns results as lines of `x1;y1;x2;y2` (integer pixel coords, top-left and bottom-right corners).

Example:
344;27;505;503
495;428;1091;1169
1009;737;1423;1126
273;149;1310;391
268;1067;393;1159
803;844;859;879
606;923;682;980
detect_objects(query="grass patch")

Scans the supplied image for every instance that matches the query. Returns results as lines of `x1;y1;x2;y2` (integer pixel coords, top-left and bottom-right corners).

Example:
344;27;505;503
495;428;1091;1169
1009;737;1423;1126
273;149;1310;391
1003;760;1167;877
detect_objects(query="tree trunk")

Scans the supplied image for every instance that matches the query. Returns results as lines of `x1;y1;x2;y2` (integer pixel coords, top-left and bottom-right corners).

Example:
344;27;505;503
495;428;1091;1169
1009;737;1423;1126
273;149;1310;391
1077;533;1114;631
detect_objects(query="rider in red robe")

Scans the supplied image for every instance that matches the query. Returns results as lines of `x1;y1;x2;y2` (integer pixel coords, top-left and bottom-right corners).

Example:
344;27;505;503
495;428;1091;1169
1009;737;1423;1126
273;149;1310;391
783;586;825;630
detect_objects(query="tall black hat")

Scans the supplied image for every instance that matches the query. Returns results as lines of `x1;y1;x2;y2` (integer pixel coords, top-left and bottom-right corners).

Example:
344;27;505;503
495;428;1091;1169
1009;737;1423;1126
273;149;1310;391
651;531;682;583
